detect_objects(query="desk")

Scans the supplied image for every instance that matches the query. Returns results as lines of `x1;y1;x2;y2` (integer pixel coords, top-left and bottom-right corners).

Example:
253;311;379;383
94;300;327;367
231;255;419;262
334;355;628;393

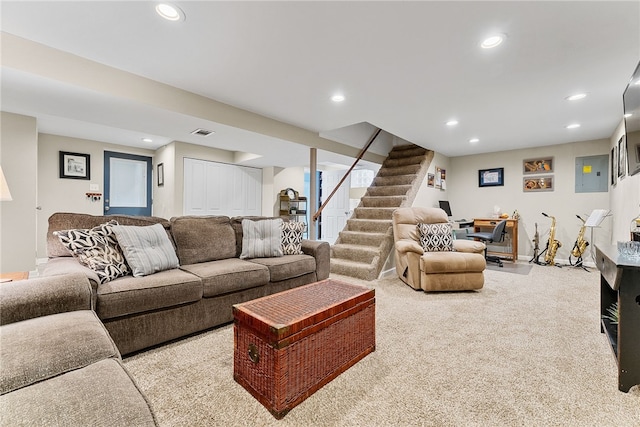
473;218;519;261
0;271;29;283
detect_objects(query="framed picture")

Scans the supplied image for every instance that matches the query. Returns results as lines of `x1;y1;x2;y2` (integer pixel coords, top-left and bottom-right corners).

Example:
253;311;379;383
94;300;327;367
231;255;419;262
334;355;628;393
59;151;90;180
157;163;164;186
610;145;617;186
478;168;504;187
435;167;442;189
523;157;553;174
629;135;640;176
523;175;554;192
427;173;434;187
618;135;627;179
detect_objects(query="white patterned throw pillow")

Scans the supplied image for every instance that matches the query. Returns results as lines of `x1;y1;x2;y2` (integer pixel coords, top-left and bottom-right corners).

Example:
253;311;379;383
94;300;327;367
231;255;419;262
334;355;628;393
240;218;284;259
417;222;454;252
281;221;306;255
112;223;179;277
54;220;130;283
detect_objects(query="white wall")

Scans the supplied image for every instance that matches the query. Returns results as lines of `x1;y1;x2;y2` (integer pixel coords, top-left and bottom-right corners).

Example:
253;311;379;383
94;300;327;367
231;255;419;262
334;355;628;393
1;112;38;272
609;121;640;242
273;167;305;216
37;134;154;258
447;139;611;263
413;151;451;209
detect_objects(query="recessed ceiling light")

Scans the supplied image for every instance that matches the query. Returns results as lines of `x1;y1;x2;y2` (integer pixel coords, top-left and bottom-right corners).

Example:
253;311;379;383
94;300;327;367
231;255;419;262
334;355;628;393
566;123;581;129
566;93;587;101
446;120;459;126
331;94;345;103
156;3;185;21
142;138;153;143
469;138;480;143
481;34;505;49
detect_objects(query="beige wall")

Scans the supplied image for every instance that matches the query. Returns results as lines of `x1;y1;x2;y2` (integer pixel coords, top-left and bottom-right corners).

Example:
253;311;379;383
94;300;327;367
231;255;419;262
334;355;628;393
609;121;640;242
273;167;306;216
1;112;38;273
447;139;611;263
413;151;451;209
37;134;154;259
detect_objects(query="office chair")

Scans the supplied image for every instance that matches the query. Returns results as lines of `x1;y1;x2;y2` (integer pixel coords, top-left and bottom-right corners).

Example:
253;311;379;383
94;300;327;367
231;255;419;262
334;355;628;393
466;219;507;267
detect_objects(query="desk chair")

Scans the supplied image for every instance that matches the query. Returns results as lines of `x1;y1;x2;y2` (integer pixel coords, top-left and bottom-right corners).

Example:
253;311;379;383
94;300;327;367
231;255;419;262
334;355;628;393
467;219;507;267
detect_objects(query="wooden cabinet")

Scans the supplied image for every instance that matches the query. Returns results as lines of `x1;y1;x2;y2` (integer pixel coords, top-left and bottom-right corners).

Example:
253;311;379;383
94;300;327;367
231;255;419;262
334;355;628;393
472;218;519;261
595;244;640;392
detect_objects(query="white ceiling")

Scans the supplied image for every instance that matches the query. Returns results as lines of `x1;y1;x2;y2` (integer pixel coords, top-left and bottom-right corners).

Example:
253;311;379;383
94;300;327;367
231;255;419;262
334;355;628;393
1;1;639;168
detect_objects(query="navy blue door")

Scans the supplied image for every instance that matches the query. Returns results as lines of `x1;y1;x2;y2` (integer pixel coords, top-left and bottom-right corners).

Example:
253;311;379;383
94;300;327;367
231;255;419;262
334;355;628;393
104;151;152;216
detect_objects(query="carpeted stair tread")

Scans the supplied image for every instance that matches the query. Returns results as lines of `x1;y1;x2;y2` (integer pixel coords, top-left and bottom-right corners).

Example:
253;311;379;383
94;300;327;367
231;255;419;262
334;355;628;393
382;156;426;168
353;207;396;220
366;185;412;197
329;258;378;281
338;231;387;246
346;219;393;233
376;164;421;177
360;196;405;208
387;146;428;159
373;175;415;186
332;244;379;263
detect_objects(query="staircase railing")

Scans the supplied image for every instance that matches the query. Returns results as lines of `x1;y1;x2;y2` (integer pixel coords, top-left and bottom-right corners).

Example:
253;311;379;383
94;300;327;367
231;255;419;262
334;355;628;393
312;127;382;223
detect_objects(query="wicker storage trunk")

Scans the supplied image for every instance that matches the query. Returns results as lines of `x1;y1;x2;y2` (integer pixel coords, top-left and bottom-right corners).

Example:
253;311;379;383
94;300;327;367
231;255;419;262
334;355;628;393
233;279;375;419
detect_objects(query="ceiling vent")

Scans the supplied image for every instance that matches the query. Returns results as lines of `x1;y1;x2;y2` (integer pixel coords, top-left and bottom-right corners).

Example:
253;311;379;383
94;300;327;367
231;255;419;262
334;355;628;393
190;128;215;137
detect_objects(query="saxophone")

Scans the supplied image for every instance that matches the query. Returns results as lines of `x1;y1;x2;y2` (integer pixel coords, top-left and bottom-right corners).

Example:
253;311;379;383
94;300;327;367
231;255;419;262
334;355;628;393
570;215;589;262
542;212;561;266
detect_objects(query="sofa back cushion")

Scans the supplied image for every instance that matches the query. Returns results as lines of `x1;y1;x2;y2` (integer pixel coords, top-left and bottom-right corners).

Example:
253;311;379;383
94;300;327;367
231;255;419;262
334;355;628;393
48;213;171;258
392;207;449;243
170;216;236;265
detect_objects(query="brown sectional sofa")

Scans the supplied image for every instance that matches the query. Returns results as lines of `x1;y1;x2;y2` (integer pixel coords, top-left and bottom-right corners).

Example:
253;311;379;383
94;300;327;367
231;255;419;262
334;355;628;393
42;213;330;355
0;274;157;426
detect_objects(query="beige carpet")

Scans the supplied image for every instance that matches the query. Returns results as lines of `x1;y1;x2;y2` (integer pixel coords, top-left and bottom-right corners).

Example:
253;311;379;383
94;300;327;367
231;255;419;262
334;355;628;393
123;264;640;426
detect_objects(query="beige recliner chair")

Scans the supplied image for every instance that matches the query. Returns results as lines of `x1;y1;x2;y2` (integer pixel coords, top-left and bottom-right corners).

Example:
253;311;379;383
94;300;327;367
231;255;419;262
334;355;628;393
392;207;486;292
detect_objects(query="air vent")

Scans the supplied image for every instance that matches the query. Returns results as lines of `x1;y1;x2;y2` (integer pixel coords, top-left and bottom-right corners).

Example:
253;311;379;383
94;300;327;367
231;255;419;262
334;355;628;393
190;128;215;137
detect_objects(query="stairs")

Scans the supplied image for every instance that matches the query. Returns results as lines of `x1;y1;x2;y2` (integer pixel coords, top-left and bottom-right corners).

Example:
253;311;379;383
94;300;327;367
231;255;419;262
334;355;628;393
330;144;433;281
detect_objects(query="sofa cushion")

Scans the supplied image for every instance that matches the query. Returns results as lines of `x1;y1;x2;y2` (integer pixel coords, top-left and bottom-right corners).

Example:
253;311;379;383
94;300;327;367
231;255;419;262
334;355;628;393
180;258;269;298
112;223;179;277
281;221;306;255
231;216;286;258
417;222;454;252
249;254;317;282
54;221;130;284
96;269;202;320
420;251;486;274
0;359;157;426
0;310;119;395
170;216;236;265
48;212;171;258
240;218;283;259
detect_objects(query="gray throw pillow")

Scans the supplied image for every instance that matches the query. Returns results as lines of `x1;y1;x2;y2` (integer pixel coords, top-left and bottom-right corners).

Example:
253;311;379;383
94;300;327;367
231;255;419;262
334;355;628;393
112;223;179;277
240;218;284;259
417;222;454;252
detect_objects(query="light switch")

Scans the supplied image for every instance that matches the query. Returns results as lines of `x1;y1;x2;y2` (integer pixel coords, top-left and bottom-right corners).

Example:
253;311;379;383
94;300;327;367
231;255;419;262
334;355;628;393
90;184;99;191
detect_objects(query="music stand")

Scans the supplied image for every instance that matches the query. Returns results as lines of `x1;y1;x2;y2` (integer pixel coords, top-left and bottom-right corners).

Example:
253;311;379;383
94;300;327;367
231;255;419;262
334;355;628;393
577;209;611;271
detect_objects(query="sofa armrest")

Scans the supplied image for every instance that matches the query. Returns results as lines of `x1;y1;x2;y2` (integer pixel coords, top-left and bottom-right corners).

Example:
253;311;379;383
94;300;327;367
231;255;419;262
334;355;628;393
453;239;486;254
395;240;424;255
301;239;330;280
0;273;93;326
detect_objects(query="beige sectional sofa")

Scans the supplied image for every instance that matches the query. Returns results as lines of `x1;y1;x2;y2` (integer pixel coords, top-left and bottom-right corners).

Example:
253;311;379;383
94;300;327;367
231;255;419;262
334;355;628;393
42;213;330;355
0;273;157;426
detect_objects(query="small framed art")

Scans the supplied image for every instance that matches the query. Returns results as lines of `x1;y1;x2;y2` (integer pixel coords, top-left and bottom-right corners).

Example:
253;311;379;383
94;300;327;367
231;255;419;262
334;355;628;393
59;151;90;180
523;157;553;174
523;175;553;192
157;163;164;186
478;168;504;187
427;173;434;187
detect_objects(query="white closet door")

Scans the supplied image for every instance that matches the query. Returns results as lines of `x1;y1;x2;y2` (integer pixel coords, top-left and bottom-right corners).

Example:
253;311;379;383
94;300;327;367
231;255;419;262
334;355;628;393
184;158;262;216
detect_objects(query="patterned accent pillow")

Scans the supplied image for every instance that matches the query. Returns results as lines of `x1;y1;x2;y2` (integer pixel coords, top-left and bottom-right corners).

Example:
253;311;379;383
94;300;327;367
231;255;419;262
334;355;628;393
240;218;284;259
112;223;179;277
281;221;306;255
54;220;130;283
417;222;454;252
